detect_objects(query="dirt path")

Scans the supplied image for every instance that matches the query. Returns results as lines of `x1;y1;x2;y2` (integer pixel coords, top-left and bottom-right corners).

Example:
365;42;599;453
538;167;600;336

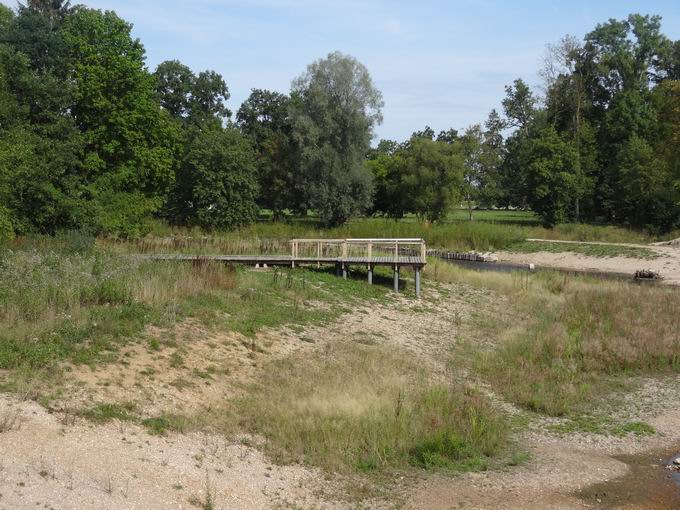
1;281;680;509
497;243;680;285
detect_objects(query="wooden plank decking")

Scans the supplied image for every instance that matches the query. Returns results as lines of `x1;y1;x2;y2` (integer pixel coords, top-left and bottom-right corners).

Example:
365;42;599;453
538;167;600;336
144;254;425;267
142;238;427;296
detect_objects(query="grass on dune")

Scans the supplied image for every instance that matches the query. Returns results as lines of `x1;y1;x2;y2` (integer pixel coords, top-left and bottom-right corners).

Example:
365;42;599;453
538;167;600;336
507;240;660;259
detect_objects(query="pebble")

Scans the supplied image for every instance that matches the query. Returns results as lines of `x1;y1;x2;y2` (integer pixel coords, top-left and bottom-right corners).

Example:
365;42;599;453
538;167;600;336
673;457;680;466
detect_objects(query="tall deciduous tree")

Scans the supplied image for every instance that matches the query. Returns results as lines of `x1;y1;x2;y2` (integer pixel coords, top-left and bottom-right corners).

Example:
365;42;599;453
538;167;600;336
64;7;179;236
524;127;579;227
237;89;298;218
174;125;258;229
290;52;383;226
502;79;536;136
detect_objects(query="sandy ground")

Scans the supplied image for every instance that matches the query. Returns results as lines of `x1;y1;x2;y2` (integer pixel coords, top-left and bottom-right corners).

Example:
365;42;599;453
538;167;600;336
497;241;680;285
405;377;680;510
0;394;341;510
1;279;680;509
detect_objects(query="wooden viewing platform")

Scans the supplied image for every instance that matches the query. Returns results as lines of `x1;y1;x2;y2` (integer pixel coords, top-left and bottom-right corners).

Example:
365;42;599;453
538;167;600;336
145;238;427;297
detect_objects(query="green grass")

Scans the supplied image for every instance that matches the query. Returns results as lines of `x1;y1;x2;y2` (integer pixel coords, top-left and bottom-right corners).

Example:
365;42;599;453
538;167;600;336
78;402;137;424
0;237;391;397
548;415;656;437
446;209;540;224
142;413;190;435
507;240;660;259
106;212;680;259
232;341;509;474
177;267;391;339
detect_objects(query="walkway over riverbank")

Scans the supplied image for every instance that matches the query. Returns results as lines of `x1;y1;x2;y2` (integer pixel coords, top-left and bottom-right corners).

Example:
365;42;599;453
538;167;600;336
145;238;427;297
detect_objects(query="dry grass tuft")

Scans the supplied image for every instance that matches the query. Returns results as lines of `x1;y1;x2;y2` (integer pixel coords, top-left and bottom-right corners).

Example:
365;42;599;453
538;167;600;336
0;407;20;433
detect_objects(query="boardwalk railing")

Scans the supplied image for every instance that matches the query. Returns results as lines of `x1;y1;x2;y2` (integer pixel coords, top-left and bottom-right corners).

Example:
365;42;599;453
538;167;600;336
290;238;426;264
143;238;426;297
290;238;426;296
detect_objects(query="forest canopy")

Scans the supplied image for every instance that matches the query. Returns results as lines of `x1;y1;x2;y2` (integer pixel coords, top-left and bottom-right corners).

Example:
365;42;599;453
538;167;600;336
0;2;679;239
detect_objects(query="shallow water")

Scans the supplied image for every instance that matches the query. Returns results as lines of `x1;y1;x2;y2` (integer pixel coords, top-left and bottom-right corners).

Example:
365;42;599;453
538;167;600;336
577;448;680;509
441;257;646;282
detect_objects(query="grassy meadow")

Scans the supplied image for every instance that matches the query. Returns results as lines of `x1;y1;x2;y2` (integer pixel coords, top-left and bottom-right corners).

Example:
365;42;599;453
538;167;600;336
1;219;679;484
98;210;680;259
426;258;680;419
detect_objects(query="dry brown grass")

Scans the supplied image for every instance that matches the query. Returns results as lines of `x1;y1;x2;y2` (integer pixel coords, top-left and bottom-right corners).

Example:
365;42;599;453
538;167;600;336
132;261;237;305
454;266;680;415
0;406;20;432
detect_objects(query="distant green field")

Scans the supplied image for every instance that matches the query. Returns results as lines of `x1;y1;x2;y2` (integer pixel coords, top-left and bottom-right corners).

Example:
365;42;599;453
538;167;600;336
132;209;679;256
445;209;540;225
507;240;660;259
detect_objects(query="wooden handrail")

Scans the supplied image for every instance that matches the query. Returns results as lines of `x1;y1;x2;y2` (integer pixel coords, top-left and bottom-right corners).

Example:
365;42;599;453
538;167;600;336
289;238;426;263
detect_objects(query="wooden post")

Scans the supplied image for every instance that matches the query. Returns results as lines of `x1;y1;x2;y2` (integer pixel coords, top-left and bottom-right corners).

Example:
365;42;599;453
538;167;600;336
394;240;398;262
421;240;426;261
393;266;399;293
342;264;347;279
291;241;296;268
317;241;321;268
342;241;347;260
368;241;372;264
415;268;421;298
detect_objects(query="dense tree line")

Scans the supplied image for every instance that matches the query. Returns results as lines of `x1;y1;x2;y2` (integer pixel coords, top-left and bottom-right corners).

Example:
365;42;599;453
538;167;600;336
498;15;680;230
0;1;382;238
1;3;678;239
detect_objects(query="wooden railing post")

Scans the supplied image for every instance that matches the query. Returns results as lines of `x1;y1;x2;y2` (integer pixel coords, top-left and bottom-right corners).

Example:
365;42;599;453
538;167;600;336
317;241;321;268
367;241;372;264
421;240;426;261
342;241;347;260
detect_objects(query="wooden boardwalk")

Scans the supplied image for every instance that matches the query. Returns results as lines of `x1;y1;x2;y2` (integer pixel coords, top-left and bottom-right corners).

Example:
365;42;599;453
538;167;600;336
145;238;427;297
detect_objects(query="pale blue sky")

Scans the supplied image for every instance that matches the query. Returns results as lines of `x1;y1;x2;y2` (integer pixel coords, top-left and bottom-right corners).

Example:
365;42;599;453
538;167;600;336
3;0;680;141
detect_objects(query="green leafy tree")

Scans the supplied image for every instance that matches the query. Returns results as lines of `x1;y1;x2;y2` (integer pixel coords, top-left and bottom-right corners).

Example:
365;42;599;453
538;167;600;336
63;7;180;236
477;109;506;208
460;125;484;220
1;4;84;234
237;89;298;217
154;60;195;118
524;127;579;227
367;139;409;218
397;137;464;221
613;134;675;230
290;52;383;226
174;126;259;229
502;79;536;136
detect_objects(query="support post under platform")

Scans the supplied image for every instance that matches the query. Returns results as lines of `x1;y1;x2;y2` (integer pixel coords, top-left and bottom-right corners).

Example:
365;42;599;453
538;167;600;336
415;268;421;298
368;265;373;285
393;266;399;293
